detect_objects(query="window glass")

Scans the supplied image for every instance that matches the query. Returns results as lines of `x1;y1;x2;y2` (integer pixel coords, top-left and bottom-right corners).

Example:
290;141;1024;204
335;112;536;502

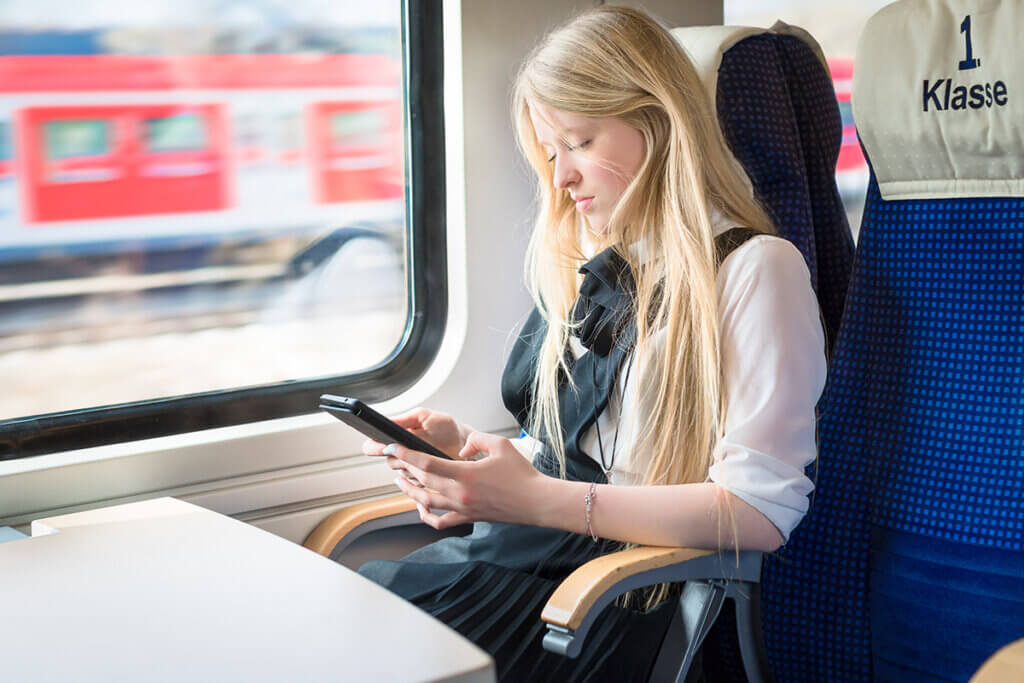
330;110;387;147
0;121;9;160
0;1;409;423
44;120;110;159
144;113;208;153
724;0;893;239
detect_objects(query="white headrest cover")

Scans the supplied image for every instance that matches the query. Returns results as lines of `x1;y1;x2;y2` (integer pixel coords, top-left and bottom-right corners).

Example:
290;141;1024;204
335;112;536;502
854;0;1024;200
669;23;830;201
671;22;828;107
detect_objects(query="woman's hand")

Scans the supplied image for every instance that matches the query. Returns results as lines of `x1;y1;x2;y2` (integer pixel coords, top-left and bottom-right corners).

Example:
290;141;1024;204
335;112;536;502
385;431;550;530
361;407;468;461
362;408;470;486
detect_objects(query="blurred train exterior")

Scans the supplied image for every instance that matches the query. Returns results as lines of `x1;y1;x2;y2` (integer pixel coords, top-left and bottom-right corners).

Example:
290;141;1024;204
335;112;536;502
827;55;868;201
0;53;403;275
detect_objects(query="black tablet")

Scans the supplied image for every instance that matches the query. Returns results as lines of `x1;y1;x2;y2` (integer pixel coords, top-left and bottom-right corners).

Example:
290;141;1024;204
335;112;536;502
319;394;453;460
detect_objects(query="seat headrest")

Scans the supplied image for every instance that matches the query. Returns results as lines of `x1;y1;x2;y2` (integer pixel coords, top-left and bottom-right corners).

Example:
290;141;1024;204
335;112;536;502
670;22;829;200
854;0;1024;200
672;22;829;106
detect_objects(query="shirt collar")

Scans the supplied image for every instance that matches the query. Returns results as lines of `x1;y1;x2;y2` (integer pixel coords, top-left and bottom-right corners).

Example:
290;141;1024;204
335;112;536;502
625;205;738;263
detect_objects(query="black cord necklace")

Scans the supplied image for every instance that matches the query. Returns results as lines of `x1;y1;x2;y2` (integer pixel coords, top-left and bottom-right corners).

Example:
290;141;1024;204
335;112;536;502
592;347;634;482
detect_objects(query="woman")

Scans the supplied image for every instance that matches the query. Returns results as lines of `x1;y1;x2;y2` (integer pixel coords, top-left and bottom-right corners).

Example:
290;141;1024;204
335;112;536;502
359;6;826;680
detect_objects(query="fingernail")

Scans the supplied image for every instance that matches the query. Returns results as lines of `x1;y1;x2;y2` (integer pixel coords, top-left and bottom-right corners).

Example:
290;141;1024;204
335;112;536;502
393;476;404;490
383;443;398;455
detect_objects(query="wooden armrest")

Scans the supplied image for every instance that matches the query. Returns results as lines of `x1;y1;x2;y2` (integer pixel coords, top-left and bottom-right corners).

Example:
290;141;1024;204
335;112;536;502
303;494;417;557
541;546;713;630
540;545;763;659
971;638;1024;683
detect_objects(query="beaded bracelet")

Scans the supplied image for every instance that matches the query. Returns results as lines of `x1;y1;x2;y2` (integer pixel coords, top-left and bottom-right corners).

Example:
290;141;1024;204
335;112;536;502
584;482;598;542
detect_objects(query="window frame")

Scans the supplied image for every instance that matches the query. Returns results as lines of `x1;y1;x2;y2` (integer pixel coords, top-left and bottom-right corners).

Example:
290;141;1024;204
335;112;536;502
0;0;446;461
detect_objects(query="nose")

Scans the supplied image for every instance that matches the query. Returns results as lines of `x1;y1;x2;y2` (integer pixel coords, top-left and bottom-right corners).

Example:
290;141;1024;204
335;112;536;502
552;154;580;191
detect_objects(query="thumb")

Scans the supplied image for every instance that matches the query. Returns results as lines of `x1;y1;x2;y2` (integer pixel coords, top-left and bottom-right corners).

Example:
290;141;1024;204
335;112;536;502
458;431;498;461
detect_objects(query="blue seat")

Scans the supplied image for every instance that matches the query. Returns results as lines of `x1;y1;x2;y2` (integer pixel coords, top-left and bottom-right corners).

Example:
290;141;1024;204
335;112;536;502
674;23;855;354
750;1;1024;680
647;24;855;680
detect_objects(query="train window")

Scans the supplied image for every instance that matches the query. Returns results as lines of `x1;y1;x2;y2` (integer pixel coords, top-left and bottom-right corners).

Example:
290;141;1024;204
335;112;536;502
276;113;303;158
0;121;11;160
724;0;893;237
837;100;854;130
330;110;388;148
144;113;208;153
0;2;446;459
43;120;110;159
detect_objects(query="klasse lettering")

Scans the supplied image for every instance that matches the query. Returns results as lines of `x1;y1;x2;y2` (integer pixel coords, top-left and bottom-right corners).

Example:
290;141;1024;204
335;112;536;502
922;79;1008;112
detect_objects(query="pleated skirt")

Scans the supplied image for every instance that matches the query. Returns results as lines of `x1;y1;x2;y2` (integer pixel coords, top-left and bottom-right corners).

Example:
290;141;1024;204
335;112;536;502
358;517;676;682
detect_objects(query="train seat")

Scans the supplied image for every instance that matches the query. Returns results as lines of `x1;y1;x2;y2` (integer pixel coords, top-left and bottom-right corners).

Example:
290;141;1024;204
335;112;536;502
664;22;854;680
306;20;854;683
757;0;1024;680
671;22;855;355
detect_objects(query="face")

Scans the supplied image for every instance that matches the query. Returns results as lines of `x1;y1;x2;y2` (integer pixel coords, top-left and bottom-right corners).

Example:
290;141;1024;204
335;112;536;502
528;102;646;235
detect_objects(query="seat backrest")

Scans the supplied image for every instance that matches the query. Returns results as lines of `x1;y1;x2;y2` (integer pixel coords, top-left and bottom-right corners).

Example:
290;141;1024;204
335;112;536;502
672;23;855;355
758;1;1024;680
669;24;855;680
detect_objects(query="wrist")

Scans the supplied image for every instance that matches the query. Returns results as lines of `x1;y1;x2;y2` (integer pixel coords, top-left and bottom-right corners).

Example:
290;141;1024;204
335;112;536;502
528;474;587;534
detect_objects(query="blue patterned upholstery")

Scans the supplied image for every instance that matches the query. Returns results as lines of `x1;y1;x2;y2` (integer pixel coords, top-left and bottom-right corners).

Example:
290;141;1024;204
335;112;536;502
760;169;1024;681
672;28;856;680
743;5;1024;673
697;14;1024;681
713;32;854;354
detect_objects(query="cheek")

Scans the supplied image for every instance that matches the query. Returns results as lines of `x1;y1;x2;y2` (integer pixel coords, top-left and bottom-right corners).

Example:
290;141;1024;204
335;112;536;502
622;131;646;182
587;162;632;197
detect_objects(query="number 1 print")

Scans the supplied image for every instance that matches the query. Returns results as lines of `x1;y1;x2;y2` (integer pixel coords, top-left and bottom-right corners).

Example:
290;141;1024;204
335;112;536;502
959;15;980;70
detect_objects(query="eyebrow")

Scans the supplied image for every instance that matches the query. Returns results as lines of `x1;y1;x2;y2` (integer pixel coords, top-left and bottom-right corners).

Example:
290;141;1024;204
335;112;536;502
535;126;587;147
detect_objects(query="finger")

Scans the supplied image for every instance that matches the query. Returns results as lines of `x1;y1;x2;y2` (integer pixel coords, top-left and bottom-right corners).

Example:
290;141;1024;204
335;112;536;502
417;505;473;530
392;456;427;483
393;474;424;489
391;407;430;430
362;438;388;456
385;443;467;481
392;457;454;495
386;457;424;486
394;475;455;511
457;431;505;461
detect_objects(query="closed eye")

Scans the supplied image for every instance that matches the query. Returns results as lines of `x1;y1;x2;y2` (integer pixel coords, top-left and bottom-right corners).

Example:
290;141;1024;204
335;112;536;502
546;139;591;164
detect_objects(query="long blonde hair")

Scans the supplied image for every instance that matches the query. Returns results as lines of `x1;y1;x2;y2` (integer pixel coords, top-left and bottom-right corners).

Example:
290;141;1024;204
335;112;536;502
513;5;775;591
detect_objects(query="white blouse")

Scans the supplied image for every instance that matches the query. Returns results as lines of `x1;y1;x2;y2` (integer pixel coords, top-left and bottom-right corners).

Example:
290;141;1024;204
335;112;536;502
511;212;828;542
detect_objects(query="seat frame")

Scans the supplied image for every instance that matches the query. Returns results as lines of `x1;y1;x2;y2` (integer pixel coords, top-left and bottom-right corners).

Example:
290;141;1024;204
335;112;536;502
303;494;768;683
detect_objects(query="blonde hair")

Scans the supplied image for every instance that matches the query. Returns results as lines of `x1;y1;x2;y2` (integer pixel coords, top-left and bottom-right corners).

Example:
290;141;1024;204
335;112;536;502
512;6;775;604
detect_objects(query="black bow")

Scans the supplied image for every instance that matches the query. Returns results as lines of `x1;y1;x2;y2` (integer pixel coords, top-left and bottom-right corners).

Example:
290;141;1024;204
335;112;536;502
570;247;636;356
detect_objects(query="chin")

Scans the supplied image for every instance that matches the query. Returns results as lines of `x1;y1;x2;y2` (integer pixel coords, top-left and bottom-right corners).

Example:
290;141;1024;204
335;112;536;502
584;218;610;235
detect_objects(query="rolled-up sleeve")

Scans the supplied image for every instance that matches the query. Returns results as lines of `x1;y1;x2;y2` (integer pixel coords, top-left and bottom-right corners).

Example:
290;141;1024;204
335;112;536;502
707;236;827;542
510;432;541;460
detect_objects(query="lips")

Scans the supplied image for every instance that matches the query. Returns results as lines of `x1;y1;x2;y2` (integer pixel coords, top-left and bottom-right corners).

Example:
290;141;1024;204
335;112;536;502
574;196;594;211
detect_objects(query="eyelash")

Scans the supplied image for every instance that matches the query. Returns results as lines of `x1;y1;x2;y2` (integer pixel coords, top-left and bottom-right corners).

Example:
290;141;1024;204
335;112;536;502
546;139;591;163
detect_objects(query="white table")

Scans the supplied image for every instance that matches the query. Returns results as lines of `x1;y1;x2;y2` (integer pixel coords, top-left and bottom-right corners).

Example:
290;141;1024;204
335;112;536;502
0;497;495;683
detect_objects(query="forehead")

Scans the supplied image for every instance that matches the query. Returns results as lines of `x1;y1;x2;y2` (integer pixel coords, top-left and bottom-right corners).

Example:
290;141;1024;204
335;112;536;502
527;102;595;144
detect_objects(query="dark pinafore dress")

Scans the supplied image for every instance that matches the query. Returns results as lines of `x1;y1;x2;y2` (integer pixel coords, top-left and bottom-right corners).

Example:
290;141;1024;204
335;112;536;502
358;228;760;682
